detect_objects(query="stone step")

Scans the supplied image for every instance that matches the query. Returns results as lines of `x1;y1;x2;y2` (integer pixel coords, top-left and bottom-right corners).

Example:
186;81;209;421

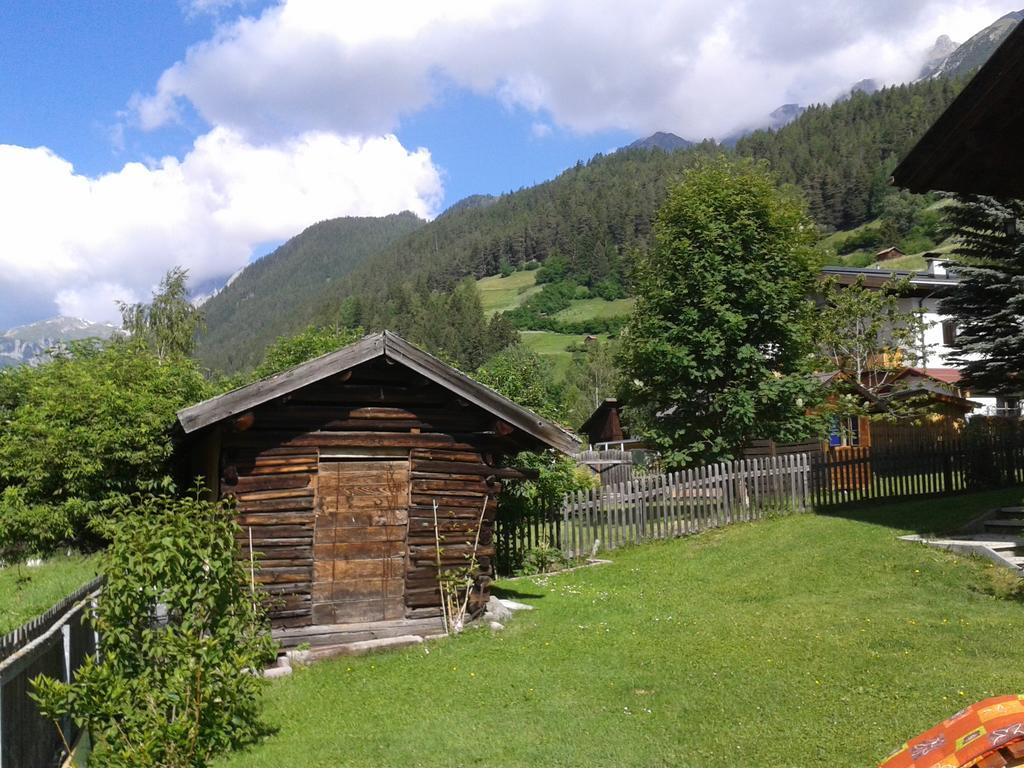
273;616;445;649
289;634;425;664
985;519;1024;530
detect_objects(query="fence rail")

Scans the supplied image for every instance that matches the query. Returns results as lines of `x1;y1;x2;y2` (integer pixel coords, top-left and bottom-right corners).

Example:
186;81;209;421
0;575;103;768
561;454;811;557
573;449;635;486
811;437;1024;507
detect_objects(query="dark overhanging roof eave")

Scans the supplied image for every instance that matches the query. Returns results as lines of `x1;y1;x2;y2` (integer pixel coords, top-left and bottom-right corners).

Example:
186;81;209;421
891;19;1024;196
175;331;580;455
579;398;620;434
176;333;385;434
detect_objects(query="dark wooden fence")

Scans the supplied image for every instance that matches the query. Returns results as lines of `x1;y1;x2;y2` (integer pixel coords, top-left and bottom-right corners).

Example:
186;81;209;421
810;432;1024;507
494;421;1024;572
0;576;103;768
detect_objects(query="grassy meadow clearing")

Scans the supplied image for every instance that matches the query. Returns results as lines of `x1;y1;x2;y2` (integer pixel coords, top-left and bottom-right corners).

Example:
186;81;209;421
0;553;98;634
221;488;1024;768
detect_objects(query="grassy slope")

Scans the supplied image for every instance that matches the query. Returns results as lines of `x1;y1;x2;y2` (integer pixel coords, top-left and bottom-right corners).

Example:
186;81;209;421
553;297;635;322
477;271;629;379
0;554;98;634
520;331;610;378
477;271;542;315
822;200;956;270
222;488;1024;768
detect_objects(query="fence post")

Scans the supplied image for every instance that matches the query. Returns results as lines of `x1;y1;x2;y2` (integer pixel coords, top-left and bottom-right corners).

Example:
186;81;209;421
942;448;954;495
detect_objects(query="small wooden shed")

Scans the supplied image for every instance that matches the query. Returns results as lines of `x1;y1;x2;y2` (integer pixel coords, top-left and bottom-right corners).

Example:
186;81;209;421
175;332;578;646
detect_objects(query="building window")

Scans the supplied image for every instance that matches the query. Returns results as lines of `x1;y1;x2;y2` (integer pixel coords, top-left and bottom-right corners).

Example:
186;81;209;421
828;416;861;447
942;320;957;346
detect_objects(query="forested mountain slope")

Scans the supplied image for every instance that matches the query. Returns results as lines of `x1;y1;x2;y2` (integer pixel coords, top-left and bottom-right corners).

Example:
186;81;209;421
198;76;965;374
735;77;962;231
196;212;424;372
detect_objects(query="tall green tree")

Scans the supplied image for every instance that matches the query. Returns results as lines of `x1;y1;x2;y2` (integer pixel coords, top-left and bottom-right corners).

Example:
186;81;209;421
564;340;621;427
252;325;364;380
119;267;204;360
618;157;822;467
816;276;930;394
475;344;566;423
940;196;1024;396
0;340;211;548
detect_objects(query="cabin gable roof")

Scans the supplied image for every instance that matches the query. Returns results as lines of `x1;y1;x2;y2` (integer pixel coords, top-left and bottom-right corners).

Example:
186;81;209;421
177;331;579;454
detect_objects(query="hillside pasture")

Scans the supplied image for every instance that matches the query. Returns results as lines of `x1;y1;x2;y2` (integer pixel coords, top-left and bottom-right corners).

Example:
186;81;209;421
477;271;541;315
519;330;610;378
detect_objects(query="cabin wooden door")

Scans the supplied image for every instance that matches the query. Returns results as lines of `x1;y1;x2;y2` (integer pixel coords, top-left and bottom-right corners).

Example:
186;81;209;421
312;459;409;625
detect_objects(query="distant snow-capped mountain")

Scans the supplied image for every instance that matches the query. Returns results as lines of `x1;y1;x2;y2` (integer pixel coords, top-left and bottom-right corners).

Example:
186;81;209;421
920;11;1023;80
0;316;121;368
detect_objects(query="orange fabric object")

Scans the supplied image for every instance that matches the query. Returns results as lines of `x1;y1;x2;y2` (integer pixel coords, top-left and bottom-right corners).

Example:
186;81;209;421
880;695;1024;768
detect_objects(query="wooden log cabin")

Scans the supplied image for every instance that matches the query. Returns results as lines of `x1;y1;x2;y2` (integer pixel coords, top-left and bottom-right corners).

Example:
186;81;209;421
175;332;578;647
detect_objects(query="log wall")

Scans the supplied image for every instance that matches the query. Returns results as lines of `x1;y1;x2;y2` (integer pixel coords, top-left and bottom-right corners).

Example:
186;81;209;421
209;358;512;629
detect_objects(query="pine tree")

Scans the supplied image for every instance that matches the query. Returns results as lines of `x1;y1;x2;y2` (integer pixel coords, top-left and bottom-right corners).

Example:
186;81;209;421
940;196;1024;396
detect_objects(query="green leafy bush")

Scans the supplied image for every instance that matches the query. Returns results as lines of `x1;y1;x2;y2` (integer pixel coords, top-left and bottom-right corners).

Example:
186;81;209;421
475;345;567;423
0;340;211;548
0;487;77;565
496;454;596;575
252;325;364;380
31;490;276;768
516;538;572;576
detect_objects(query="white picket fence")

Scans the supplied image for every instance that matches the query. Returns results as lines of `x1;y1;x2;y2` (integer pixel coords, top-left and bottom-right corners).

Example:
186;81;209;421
561;453;812;556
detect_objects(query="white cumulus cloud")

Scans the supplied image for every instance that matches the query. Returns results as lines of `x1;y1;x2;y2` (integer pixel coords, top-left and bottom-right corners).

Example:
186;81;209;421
0;130;441;324
134;0;1019;141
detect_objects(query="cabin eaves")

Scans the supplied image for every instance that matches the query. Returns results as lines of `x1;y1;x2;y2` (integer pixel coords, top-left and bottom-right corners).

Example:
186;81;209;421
177;331;579;455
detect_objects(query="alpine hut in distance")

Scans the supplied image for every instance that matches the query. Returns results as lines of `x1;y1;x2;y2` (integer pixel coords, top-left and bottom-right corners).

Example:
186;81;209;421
176;331;578;647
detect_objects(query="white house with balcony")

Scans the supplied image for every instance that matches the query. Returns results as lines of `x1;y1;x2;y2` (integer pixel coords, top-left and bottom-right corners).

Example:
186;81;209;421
821;258;1017;418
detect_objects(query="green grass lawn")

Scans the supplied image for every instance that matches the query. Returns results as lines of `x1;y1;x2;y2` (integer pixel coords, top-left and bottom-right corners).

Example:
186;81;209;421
221;488;1024;768
519;330;609;378
553;297;634;322
0;554;98;634
476;271;540;315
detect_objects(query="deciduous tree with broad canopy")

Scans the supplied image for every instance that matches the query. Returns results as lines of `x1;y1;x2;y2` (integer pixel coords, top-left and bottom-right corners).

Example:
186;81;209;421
618;156;822;467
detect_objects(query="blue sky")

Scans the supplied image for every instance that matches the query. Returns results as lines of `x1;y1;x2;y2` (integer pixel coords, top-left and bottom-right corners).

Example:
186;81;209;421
0;0;1016;326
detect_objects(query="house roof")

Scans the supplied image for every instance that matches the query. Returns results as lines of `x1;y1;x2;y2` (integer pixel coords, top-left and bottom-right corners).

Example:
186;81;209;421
891;20;1024;196
176;331;580;454
905;367;963;385
579;398;621;434
874;246;904;258
817;368;977;412
820;266;959;296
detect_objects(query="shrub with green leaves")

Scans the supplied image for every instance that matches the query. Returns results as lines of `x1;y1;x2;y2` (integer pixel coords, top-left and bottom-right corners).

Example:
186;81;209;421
0;339;210;548
516;538;572;576
0;487;77;566
496;453;596;574
31;490;276;768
